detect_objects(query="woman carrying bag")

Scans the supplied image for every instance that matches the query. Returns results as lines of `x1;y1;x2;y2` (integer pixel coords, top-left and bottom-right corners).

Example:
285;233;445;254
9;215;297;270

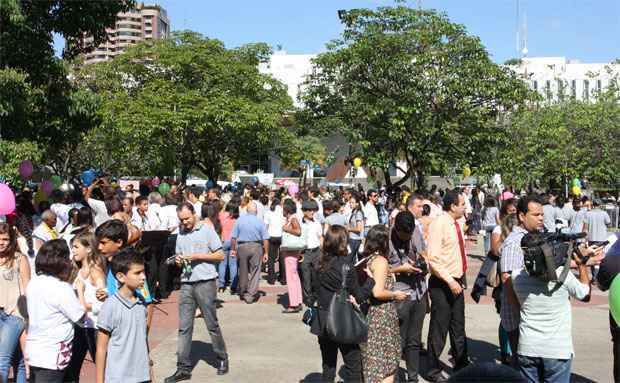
311;225;375;383
280;199;305;313
361;225;407;383
0;223;31;383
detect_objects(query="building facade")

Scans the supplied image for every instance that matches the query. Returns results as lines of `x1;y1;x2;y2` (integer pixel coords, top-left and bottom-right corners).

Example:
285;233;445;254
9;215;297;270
508;57;618;102
82;3;170;65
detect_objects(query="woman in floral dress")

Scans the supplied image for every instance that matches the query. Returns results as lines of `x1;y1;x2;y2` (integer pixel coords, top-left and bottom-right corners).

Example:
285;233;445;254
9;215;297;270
361;225;408;383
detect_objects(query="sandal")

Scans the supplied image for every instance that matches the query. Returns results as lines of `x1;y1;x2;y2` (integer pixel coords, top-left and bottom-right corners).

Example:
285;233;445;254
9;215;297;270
282;305;302;314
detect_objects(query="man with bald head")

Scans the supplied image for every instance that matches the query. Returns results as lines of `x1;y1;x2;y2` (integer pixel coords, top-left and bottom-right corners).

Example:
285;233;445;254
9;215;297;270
230;201;269;304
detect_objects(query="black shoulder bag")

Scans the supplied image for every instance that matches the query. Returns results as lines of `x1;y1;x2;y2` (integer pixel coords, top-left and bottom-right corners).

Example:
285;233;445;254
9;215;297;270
326;263;368;344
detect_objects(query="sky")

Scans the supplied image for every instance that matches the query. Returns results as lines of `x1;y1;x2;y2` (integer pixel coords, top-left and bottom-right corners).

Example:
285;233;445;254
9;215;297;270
55;0;620;63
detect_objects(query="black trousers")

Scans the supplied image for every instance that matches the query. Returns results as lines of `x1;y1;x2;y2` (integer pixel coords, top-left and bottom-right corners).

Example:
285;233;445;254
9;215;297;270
267;237;281;283
64;326;97;382
318;335;363;382
30;367;65;383
397;296;428;382
301;247;321;306
611;313;620;382
427;276;468;378
159;234;179;298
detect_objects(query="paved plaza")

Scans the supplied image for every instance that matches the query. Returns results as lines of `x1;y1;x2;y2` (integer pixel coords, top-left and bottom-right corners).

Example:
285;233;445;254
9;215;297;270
145;238;614;383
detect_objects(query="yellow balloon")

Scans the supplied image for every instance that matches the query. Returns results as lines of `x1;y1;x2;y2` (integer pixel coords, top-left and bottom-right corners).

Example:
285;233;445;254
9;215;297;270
34;190;48;203
571;186;581;195
353;157;362;168
463;166;472;177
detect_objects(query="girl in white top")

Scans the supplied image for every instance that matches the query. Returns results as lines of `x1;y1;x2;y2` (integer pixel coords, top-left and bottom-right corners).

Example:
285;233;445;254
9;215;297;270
26;239;85;381
64;232;106;381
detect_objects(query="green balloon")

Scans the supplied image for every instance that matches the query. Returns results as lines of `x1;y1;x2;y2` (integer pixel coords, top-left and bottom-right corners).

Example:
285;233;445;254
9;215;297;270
158;182;171;195
610;275;620;324
572;178;580;187
51;175;62;188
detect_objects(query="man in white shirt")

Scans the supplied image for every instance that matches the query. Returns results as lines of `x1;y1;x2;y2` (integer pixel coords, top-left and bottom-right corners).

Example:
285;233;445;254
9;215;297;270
186;186;203;218
130;196;161;231
512;243;602;382
364;189;380;233
84;185;110;228
251;189;265;221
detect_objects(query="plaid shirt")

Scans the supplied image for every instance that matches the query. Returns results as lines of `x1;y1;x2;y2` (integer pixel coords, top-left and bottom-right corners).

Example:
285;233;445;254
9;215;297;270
499;225;528;331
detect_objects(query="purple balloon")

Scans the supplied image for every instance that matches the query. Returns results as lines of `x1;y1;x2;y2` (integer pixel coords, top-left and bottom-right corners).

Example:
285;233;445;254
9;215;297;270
0;183;16;215
19;160;33;179
41;180;54;196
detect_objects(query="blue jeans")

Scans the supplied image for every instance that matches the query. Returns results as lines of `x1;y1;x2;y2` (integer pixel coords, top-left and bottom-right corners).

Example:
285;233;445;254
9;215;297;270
518;355;572;383
0;310;26;383
218;240;238;290
484;225;496;255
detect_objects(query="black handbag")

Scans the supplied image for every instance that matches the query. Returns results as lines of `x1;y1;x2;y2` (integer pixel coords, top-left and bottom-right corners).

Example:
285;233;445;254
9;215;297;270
326;263;368;344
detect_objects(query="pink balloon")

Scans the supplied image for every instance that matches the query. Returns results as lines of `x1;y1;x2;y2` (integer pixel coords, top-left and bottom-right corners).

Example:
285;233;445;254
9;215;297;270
0;183;16;215
41;180;54;196
19;160;33;179
288;183;299;196
152;176;161;187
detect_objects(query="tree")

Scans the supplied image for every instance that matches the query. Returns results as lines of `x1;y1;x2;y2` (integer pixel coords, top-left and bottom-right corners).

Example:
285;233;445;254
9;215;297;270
73;31;295;183
299;6;531;189
486;65;620;190
0;0;133;177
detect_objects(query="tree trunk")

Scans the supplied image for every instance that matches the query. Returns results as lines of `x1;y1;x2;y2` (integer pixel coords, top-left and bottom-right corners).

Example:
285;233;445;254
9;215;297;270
180;165;190;185
382;168;393;190
415;170;427;191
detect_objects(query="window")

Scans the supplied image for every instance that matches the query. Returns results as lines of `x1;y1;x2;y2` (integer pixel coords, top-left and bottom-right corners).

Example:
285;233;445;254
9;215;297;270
557;79;565;100
583;80;589;100
571;80;576;98
597;79;602;92
532;80;538;91
545;80;552;100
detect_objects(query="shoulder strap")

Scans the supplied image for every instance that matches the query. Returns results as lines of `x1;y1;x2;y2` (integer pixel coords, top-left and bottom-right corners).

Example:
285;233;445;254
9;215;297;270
340;263;350;289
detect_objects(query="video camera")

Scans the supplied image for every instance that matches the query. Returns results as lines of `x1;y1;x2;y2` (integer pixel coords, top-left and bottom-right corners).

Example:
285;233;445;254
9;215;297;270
521;231;587;282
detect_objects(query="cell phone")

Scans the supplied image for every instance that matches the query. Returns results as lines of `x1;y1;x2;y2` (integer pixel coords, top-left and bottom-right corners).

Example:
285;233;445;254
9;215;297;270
165;255;178;265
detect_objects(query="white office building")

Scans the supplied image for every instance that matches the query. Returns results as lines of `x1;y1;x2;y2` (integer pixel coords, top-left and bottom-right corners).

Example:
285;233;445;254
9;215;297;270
507;57;619;102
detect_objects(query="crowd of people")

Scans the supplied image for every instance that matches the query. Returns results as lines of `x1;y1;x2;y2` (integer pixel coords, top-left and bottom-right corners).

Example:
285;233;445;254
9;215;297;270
0;177;618;383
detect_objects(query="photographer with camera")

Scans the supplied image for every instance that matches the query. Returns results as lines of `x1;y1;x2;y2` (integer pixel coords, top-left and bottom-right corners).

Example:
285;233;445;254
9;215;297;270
510;208;604;381
499;195;544;362
388;211;428;382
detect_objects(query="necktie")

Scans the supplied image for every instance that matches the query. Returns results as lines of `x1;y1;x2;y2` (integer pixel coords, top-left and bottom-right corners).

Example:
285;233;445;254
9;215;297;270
454;220;467;273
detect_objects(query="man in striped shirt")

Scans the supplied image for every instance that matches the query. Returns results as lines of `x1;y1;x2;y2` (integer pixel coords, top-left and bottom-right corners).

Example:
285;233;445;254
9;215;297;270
500;195;544;363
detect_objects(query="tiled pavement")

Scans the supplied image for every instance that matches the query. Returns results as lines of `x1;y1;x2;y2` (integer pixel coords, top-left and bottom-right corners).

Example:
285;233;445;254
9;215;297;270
78;237;612;382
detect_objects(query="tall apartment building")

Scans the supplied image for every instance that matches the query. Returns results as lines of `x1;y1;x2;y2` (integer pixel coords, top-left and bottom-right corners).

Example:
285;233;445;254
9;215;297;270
82;3;170;65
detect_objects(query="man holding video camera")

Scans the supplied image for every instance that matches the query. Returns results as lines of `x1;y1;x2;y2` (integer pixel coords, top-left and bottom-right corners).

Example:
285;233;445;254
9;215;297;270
389;211;428;382
509;196;603;382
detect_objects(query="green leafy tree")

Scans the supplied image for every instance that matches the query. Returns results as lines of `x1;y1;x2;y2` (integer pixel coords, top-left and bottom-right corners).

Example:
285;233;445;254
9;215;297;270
0;0;133;177
486;65;620;190
74;31;295;183
299;6;531;189
0;140;42;186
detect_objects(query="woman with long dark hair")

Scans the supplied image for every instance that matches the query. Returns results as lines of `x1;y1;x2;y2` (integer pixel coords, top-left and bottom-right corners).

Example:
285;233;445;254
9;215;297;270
311;225;375;382
218;201;240;293
280;199;304;313
0;223;30;383
347;193;365;262
360;225;406;383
